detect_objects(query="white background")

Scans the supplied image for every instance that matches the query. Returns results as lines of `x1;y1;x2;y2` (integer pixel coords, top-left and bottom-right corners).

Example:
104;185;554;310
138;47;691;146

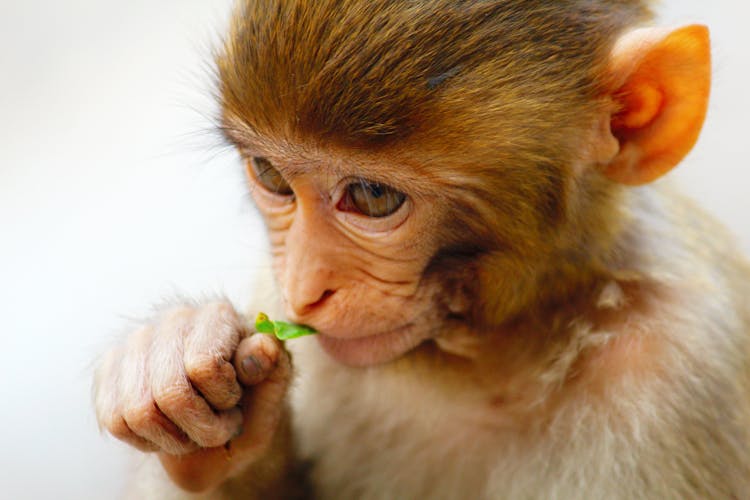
1;1;748;498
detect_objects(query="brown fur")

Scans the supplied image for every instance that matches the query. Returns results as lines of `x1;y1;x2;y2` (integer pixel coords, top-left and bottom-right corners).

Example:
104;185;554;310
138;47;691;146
94;1;750;498
218;0;654;328
216;2;750;496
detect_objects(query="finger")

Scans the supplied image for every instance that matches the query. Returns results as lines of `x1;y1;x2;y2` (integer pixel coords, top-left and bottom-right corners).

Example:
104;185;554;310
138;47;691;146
230;336;292;459
233;333;283;386
119;326;198;455
150;309;243;448
183;302;245;411
108;415;161;453
123;401;198;455
93;346;121;432
95;346;159;452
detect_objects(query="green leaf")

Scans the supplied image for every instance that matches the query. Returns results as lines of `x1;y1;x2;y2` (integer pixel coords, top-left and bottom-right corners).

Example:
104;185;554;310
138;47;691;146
254;312;317;340
254;312;276;334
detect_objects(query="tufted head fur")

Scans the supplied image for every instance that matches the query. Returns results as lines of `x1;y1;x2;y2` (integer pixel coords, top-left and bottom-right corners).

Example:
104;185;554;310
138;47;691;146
217;0;655;325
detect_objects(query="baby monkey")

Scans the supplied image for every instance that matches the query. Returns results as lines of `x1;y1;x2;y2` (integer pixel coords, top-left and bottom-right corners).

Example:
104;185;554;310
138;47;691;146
94;0;750;498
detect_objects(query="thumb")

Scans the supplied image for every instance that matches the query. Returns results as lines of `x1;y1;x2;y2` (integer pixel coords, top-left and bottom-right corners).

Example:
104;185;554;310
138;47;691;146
227;334;292;464
234;333;287;386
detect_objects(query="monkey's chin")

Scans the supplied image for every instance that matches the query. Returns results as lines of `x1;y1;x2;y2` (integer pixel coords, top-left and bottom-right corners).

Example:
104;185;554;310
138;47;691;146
316;325;430;367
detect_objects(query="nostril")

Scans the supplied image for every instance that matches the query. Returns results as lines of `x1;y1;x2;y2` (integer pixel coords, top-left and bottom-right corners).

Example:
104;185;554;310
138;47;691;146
306;289;335;312
285;286;337;320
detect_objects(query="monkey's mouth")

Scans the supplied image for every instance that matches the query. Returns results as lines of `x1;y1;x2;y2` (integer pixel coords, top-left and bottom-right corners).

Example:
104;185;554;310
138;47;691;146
315;323;430;367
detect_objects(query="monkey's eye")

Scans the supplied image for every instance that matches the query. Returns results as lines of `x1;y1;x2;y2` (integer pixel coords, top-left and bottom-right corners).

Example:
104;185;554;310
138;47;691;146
338;180;407;218
249;157;293;196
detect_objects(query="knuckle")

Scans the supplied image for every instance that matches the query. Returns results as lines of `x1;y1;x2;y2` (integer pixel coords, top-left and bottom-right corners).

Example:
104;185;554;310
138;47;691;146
107;416;132;441
95;347;117;374
161;306;195;328
127;325;153;348
153;382;193;413
120;329;152;372
119;399;197;453
193;414;239;448
193;429;227;448
93;381;113;411
203;302;243;338
93;350;120;395
184;354;224;382
123;401;159;431
203;301;237;321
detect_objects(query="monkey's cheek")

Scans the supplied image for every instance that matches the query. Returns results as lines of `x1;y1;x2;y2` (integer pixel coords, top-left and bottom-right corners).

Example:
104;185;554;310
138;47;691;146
315;326;430;367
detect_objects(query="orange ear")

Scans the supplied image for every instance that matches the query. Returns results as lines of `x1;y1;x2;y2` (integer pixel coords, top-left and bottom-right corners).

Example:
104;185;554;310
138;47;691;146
603;25;711;185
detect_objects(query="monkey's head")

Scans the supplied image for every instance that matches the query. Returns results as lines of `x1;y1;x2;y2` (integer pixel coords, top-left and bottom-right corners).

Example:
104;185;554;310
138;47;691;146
217;0;710;366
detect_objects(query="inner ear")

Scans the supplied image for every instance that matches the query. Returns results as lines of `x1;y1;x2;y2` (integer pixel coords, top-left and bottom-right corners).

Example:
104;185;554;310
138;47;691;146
603;25;711;185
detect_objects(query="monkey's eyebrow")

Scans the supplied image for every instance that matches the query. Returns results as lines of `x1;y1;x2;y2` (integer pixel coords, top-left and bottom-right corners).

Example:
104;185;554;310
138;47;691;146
219;117;260;150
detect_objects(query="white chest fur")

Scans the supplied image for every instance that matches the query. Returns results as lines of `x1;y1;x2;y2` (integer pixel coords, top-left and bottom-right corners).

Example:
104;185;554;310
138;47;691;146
291;339;499;499
288;336;737;500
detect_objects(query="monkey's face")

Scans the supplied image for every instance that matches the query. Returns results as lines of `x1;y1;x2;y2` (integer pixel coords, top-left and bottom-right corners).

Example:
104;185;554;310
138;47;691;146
216;0;634;366
242;149;456;367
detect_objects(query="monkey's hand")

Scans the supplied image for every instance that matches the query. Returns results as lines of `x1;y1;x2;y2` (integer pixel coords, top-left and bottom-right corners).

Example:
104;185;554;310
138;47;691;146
93;302;293;493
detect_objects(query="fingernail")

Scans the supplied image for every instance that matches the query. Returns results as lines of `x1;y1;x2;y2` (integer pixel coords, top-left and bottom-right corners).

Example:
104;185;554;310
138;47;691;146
242;355;264;380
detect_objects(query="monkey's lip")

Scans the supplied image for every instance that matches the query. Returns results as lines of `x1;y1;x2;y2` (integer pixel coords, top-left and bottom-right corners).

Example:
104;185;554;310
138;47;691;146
315;323;430;367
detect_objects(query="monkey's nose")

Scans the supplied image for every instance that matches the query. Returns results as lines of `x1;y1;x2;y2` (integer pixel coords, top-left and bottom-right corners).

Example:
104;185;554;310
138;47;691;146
284;287;336;321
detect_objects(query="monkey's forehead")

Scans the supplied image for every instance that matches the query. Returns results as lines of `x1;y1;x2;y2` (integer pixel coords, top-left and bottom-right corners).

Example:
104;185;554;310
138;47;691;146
217;0;650;153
